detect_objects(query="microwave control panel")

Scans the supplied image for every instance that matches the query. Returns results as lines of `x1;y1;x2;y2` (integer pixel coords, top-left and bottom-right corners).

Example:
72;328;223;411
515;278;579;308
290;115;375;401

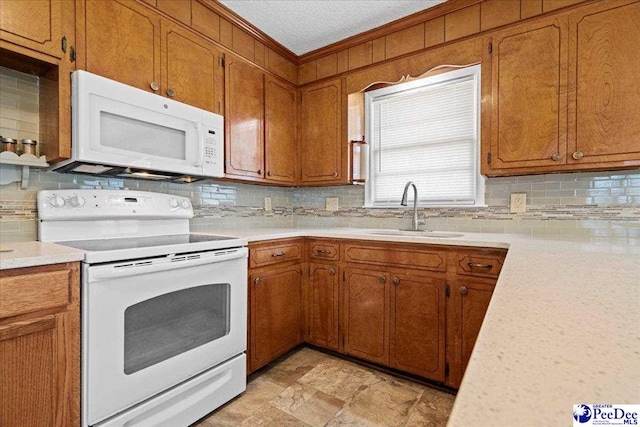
202;123;223;177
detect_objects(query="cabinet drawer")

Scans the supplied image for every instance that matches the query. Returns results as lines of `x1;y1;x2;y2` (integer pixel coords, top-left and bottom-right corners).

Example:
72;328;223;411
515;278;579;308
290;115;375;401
0;267;72;319
309;241;340;261
249;240;303;268
344;243;446;272
456;251;506;278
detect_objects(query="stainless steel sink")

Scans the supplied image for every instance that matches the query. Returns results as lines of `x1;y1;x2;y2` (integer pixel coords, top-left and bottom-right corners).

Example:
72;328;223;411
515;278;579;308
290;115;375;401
368;230;464;238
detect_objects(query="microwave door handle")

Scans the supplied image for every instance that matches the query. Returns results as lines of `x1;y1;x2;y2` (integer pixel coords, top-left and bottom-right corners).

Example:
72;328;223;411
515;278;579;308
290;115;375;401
194;122;204;168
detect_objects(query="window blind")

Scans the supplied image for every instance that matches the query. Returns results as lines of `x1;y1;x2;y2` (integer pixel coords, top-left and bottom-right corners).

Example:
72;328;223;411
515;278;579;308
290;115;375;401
366;67;482;206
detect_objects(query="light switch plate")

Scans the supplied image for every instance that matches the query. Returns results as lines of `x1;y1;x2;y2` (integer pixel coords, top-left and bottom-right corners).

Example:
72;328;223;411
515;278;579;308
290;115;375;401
264;197;272;212
510;193;526;213
326;197;339;211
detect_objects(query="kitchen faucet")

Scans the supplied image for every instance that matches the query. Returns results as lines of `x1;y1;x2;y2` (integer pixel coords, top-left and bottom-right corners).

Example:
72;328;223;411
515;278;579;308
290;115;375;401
400;181;419;231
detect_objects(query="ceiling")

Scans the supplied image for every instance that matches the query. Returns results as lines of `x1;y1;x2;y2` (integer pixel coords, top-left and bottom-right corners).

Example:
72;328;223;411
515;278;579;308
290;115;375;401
218;1;448;56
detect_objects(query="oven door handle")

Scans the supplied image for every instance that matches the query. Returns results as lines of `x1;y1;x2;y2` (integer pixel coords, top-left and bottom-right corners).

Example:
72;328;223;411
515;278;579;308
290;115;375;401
88;248;248;281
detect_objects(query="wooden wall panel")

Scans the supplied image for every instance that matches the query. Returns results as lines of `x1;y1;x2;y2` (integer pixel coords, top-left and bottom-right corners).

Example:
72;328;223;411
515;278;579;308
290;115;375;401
425;16;446;47
446;4;481;41
157;0;191;25
191;0;219;42
385;23;425;59
337;50;349;73
219;17;232;48
372;37;386;62
481;0;521;30
317;54;337;79
543;0;583;12
267;48;297;83
298;61;317;85
232;25;254;61
348;41;373;70
521;0;543;18
254;40;265;67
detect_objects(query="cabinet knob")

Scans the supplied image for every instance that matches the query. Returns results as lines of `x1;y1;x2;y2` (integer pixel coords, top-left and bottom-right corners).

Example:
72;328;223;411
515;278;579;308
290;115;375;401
378;275;387;284
459;286;468;295
254;277;261;286
333;171;339;178
551;153;562;161
392;277;400;286
572;151;584;160
150;82;159;91
166;88;176;97
258;169;263;175
267;170;273;176
328;268;336;275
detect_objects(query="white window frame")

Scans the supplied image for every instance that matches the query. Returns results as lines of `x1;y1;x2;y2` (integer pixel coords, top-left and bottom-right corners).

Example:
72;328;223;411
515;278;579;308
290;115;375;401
364;65;485;208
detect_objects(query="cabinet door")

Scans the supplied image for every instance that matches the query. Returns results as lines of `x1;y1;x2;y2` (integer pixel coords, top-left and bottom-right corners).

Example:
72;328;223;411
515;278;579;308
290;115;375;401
389;273;446;382
0;0;62;58
488;16;568;171
299;78;346;184
342;268;389;365
307;263;339;350
265;76;297;184
567;0;640;166
249;265;302;371
80;0;160;92
162;21;223;113
446;280;495;388
225;56;265;179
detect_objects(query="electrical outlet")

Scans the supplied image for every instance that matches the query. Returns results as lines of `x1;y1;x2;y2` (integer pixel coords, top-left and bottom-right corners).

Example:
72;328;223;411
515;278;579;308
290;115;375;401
510;193;527;213
326;197;339;212
264;197;272;212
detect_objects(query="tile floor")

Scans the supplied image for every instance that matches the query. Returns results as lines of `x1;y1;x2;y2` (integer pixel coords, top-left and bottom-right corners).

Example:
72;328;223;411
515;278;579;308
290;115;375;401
194;347;456;426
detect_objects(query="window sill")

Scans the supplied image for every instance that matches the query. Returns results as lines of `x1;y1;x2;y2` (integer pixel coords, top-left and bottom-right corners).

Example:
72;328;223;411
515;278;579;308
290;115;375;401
363;204;488;209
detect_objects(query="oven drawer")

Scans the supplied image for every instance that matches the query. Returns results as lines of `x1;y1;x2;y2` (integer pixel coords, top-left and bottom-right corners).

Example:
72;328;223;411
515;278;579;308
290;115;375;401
249;240;304;268
309;240;340;261
456;250;506;278
0;264;73;319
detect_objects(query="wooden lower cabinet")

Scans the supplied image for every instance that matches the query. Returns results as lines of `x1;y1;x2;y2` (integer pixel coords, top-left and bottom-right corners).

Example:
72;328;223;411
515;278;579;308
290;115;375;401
389;272;447;382
446;279;496;388
0;262;80;427
249;264;303;372
307;263;340;350
342;268;390;365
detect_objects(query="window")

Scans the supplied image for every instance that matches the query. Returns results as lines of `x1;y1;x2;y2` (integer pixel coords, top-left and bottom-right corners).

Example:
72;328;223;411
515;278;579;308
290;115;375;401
364;65;484;207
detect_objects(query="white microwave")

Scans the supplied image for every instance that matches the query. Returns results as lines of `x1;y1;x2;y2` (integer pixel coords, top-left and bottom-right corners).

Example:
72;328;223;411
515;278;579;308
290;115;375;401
52;71;224;181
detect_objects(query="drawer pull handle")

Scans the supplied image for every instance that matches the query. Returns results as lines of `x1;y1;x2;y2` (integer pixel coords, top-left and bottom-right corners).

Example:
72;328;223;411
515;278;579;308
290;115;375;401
468;262;492;269
459;286;468;295
271;252;286;257
328;268;336;275
379;276;387;283
316;249;332;254
392;277;400;286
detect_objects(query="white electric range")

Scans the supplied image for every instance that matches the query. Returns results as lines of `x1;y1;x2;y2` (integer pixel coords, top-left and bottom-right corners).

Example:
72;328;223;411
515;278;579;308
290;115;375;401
38;189;248;427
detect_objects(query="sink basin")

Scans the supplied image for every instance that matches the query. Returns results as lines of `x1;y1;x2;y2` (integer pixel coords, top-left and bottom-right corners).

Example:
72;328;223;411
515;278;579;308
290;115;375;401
368;230;464;238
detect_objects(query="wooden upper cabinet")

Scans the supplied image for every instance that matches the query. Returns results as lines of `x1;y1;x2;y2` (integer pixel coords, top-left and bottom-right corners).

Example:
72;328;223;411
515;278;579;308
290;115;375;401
389;273;446;382
487;16;568;172
225;55;265;179
299;78;346;184
0;0;62;58
343;268;389;365
80;0;160;92
161;21;223;113
307;263;340;350
567;0;640;167
265;76;297;184
249;265;303;372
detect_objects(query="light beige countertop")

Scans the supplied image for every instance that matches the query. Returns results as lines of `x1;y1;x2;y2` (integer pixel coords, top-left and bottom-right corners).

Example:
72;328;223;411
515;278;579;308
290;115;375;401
204;228;640;427
0;241;85;270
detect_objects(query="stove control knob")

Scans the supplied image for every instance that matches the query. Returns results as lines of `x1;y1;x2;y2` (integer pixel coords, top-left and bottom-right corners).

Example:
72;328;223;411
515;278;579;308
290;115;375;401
49;195;65;208
68;195;86;208
169;199;179;208
180;200;190;209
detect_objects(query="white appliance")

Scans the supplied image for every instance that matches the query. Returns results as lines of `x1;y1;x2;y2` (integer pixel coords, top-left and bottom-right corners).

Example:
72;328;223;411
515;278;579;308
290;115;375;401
52;71;224;182
38;190;247;427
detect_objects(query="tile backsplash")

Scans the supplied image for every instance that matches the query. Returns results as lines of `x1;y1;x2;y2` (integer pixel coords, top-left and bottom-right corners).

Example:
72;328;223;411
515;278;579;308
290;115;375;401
1;66;638;244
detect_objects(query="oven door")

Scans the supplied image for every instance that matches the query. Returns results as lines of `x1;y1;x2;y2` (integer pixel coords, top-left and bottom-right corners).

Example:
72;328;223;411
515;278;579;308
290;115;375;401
83;247;247;426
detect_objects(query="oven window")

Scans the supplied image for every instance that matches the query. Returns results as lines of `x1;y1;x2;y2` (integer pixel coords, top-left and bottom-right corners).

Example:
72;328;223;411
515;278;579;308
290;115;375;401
124;284;230;375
